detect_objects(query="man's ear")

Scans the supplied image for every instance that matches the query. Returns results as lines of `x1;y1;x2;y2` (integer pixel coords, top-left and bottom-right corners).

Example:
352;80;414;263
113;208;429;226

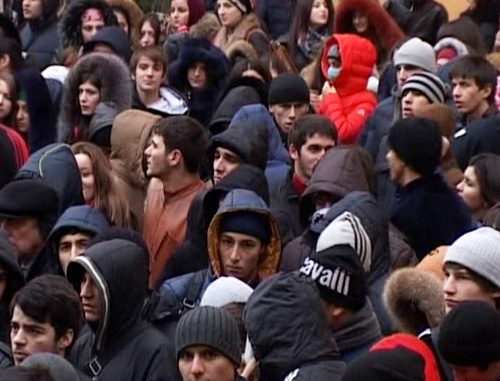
56;329;74;353
289;143;299;161
481;84;493;101
168;149;182;167
269;105;275;114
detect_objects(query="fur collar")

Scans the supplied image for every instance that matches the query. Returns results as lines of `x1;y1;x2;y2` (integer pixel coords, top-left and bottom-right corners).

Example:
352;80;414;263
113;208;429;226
213;13;263;53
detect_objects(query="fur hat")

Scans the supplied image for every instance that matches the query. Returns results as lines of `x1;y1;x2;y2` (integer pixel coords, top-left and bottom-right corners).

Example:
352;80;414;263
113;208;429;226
415;246;447;281
387;117;442;176
383;267;445;334
413;104;456;139
394;37;437;73
438;301;500;367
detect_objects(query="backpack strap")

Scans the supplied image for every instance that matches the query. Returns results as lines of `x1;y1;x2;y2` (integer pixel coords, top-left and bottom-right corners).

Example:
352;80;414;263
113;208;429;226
182;269;207;311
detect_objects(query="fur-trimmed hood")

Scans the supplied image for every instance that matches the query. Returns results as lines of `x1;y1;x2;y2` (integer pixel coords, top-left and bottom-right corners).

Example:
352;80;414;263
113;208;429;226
105;0;143;43
58;52;132;143
59;0;118;49
224;39;258;64
434;37;469;57
383;267;445;335
213;13;264;54
168;38;230;92
335;0;405;53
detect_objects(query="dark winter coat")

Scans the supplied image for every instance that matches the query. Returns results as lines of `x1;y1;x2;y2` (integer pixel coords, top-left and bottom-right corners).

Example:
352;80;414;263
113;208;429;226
228;104;291;185
385;0;448;45
257;0;295;40
161;164;270;280
282;191;395;334
15;143;84;215
67;239;179;380
21;20;59;71
209;76;269;135
391;173;473;259
270;167;301;245
452;113;500;171
15;68;57;153
244;272;345;381
208;110;269;177
0;231;24;344
0;126;28;189
168;38;230;127
58;53;132;143
59;0;118;49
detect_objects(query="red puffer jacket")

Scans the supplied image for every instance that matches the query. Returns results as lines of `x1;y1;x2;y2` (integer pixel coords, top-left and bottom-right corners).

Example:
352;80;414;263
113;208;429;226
319;34;377;144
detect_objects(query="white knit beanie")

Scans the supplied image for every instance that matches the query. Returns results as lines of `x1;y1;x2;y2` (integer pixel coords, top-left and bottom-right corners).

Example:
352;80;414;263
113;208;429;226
200;276;254;307
444;227;500;289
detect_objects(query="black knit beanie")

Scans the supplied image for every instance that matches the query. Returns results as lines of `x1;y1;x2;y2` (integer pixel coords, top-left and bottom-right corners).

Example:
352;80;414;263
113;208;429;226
387;117;442;176
438;300;500;367
220;211;271;244
176;306;242;366
268;73;310;106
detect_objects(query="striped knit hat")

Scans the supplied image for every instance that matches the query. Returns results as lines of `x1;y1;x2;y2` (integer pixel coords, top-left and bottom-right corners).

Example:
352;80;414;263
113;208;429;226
224;0;252;14
401;72;446;104
175;306;241;366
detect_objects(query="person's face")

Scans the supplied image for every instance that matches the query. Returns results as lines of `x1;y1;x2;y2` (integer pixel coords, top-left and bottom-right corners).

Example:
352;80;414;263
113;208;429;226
114;10;129;35
80;272;102;323
290;133;336;180
10;305;71;365
217;0;243;29
178;345;236;381
309;0;328;29
396;64;422;88
16;100;30;133
401;90;431;119
452;77;491;117
386;148;406;185
140;21;156;47
270;102;309;134
58;232;92;274
314;191;336;210
133;55;164;93
81;19;104;43
144;133;169;178
213;147;242;185
78;81;100;116
0;79;12;121
74;153;96;204
443;265;500;314
170;0;190;28
0;218;43;262
452;363;500;381
457;166;486;218
188;62;208;90
22;0;43;20
219;231;264;283
0;263;6;302
352;10;369;33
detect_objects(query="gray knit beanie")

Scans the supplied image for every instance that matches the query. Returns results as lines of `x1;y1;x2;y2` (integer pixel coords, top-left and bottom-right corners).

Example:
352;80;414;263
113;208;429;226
21;353;79;381
394;38;437;73
175;306;241;366
444;227;500;289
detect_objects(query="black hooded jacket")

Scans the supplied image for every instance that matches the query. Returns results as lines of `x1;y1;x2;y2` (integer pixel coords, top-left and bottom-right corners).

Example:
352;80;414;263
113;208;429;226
67;239;178;380
161;164;270;280
244;272;345;381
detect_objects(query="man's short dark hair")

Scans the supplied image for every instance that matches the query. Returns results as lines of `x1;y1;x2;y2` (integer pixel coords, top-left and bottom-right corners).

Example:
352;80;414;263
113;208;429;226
54;227;95;246
10;275;83;350
288;115;338;151
152;116;209;174
449;56;497;103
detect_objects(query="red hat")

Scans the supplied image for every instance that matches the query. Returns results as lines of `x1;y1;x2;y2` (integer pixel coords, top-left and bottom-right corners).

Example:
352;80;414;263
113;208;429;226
437;47;457;61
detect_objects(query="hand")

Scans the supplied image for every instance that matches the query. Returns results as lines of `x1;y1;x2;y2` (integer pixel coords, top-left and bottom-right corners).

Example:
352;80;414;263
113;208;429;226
322;81;337;95
310;90;320;111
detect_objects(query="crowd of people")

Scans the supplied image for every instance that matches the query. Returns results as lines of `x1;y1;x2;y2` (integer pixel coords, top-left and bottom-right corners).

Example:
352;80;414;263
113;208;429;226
1;0;500;379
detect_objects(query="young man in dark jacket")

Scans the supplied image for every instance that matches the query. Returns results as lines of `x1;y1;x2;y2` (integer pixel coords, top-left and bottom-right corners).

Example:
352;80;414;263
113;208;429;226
67;239;179;380
387;117;472;259
450;56;500;170
270;114;337;244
